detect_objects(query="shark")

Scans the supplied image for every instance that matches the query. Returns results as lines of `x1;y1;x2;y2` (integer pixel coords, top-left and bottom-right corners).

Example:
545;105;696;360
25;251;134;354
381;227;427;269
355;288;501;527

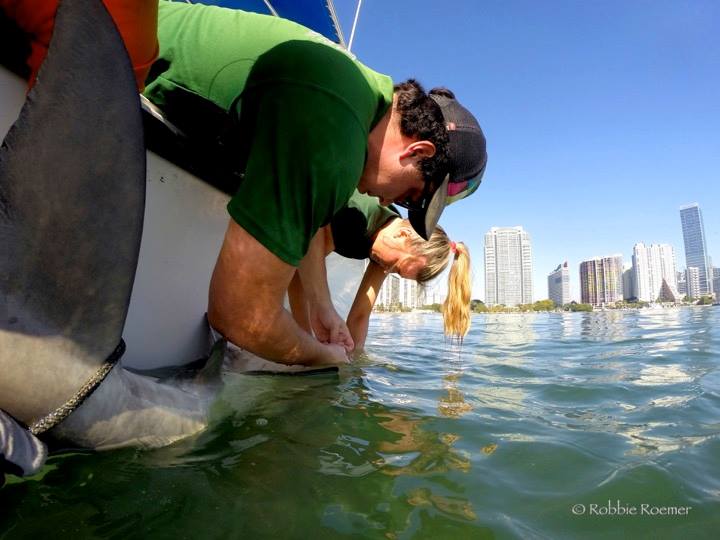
0;0;218;477
0;0;346;486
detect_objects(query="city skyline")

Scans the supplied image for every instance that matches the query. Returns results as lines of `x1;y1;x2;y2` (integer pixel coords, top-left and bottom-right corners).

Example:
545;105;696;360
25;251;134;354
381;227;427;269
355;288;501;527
508;200;716;303
332;1;719;301
422;199;717;305
481;201;716;305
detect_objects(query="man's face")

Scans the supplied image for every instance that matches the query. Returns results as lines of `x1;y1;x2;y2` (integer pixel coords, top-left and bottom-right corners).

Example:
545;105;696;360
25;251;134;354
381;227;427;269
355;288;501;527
360;166;425;207
357;140;430;207
358;101;437;207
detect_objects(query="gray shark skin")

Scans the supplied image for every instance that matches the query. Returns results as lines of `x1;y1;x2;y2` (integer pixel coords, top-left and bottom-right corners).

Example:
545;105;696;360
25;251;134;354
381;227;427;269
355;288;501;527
0;0;209;452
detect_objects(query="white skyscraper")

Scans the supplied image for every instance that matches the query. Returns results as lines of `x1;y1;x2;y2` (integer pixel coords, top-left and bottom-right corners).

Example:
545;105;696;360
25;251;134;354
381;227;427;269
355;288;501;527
375;272;421;310
399;278;419;309
376;273;400;309
632;243;678;302
686;267;701;299
485;226;533;306
547;262;570;306
677;271;688;296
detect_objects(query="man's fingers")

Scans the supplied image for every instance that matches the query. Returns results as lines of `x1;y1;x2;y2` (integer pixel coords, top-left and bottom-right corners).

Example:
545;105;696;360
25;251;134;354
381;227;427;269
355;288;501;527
324;343;350;365
311;318;328;342
330;325;340;344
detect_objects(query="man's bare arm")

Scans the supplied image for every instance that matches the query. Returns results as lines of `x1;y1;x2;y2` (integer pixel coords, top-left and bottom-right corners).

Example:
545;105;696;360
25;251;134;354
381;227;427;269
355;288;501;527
297;228;354;350
208;220;348;366
287;272;312;333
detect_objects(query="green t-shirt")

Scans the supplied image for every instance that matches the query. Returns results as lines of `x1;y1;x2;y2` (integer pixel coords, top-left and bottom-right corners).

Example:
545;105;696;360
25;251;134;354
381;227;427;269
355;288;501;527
331;191;400;260
143;0;395;266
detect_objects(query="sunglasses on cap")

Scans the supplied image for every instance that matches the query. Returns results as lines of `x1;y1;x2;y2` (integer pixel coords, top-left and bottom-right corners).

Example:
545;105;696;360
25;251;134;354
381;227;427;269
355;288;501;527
395;162;486;240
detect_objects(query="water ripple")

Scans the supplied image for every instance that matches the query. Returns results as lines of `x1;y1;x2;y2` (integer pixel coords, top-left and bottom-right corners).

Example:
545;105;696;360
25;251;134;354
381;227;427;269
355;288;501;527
2;308;719;538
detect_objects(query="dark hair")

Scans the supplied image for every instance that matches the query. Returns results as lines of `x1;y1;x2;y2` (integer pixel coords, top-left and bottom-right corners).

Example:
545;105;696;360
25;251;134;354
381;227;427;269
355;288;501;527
393;79;451;188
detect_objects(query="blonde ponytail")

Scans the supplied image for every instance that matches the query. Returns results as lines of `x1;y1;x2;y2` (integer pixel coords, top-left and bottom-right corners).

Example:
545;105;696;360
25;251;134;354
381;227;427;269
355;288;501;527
442;243;471;341
405;221;472;341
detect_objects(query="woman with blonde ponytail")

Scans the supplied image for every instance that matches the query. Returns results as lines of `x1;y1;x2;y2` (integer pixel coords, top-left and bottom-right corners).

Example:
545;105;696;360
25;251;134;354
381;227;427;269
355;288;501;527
442;242;472;341
289;191;472;351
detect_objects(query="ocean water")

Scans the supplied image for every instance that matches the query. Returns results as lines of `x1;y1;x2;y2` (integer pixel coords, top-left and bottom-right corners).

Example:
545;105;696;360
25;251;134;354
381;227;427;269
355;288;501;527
2;308;719;539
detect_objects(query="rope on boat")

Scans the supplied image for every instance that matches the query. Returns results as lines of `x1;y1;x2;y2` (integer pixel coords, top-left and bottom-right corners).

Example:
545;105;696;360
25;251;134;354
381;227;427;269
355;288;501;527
347;0;363;52
262;0;279;17
29;340;126;435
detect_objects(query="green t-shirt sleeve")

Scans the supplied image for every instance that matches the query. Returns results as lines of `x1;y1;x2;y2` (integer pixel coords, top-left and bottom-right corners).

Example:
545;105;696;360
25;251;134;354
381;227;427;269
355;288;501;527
227;83;367;266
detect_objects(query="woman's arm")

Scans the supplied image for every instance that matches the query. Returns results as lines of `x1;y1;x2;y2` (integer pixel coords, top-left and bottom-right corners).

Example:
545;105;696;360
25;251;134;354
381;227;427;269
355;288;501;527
346;261;387;351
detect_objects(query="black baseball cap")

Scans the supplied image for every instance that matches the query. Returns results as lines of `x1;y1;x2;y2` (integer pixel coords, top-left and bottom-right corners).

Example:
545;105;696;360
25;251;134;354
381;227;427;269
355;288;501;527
402;92;487;240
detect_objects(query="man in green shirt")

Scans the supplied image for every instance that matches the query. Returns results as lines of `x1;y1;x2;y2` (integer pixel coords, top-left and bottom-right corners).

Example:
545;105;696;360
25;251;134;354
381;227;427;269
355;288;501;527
144;1;487;367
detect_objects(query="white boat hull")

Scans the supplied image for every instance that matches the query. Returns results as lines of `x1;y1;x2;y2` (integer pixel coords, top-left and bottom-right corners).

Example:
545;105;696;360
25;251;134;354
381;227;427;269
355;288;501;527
1;66;363;371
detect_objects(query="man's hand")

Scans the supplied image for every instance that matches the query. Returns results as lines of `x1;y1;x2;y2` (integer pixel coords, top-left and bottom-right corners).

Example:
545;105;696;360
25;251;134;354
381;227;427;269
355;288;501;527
297;228;354;351
209;220;350;366
310;304;354;351
312;342;351;367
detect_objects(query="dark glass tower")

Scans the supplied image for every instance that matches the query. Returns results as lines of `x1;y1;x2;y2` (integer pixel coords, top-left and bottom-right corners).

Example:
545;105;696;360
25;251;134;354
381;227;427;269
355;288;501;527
679;203;712;296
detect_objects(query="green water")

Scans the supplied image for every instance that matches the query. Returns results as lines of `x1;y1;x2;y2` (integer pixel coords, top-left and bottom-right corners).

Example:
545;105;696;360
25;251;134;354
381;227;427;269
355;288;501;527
2;308;720;539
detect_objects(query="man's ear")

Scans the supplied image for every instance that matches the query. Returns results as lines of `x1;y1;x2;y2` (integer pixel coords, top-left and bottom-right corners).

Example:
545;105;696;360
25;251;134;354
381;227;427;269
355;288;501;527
399;140;436;162
410;140;436;159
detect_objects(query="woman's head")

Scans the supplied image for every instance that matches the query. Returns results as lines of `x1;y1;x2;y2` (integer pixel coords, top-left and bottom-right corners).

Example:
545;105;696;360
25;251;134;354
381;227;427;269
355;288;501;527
371;217;472;340
371;218;451;281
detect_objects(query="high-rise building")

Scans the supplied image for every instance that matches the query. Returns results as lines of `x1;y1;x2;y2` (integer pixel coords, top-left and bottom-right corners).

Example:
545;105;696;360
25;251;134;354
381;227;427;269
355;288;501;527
622;263;635;300
547;262;570;306
677;271;687;296
376;273;400;309
399;278;419;309
415;285;428;307
484;226;533;306
686;267;701;299
579;255;624;306
632;243;678;302
375;271;422;311
680;203;712;296
714;268;720;300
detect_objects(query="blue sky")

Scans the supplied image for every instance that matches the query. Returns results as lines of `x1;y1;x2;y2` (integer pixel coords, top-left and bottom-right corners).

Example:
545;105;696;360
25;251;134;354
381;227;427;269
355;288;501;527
333;0;719;301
